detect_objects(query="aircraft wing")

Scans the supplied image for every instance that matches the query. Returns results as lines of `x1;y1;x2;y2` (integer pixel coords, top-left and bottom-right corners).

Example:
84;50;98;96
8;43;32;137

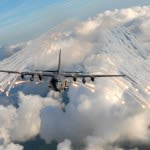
60;73;126;78
0;70;55;77
0;70;126;79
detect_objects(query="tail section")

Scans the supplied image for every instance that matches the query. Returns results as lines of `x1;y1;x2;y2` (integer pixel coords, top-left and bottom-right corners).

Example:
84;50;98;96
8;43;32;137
57;49;61;73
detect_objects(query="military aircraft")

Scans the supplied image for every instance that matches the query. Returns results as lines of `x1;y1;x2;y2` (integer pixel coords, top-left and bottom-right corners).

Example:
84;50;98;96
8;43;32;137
0;50;126;92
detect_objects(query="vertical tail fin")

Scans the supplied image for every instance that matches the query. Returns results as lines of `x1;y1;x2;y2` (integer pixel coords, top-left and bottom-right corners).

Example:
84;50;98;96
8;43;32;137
57;49;61;73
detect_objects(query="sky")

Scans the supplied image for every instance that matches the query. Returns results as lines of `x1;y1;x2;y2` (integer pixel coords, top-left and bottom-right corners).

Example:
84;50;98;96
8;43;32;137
0;0;150;45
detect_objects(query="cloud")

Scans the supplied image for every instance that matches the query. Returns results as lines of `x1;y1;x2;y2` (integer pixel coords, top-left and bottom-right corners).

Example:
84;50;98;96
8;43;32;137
120;110;150;143
0;91;62;149
40;83;150;147
0;42;27;61
0;5;150;150
57;139;72;150
0;143;23;150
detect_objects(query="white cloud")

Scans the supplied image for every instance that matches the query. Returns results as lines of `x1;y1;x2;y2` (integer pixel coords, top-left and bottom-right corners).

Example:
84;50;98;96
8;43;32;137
0;91;62;149
57;139;72;150
0;143;23;150
120;110;150;143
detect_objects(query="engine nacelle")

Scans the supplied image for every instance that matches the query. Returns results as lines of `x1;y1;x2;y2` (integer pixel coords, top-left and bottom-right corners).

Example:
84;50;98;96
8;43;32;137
91;77;95;82
30;74;34;81
73;77;77;82
38;75;42;81
20;74;24;79
82;78;86;84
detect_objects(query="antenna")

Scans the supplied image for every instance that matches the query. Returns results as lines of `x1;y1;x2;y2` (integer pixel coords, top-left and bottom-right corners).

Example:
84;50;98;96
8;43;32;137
57;49;61;73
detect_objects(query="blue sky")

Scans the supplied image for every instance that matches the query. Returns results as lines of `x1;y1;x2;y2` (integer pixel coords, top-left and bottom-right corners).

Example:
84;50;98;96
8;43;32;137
0;0;150;45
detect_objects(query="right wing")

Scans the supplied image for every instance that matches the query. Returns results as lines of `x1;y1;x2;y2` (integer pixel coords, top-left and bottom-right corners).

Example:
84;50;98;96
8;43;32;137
59;71;126;83
61;73;126;78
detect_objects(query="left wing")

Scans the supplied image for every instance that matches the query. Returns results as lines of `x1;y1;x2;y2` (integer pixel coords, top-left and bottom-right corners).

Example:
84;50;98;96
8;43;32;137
0;70;56;79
